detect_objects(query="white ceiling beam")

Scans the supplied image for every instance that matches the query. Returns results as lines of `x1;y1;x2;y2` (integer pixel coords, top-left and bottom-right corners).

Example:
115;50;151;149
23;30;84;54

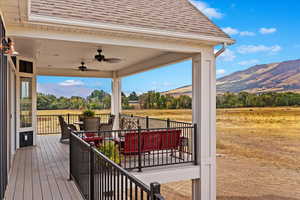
117;52;193;78
37;67;113;78
7;25;206;53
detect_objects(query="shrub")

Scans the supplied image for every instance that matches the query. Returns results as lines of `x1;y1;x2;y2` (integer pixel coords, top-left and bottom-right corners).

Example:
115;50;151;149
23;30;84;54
82;109;95;117
98;141;121;164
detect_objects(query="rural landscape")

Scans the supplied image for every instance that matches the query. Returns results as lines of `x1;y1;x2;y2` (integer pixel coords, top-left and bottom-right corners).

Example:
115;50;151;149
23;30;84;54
36;58;300;199
37;107;300;199
2;0;300;200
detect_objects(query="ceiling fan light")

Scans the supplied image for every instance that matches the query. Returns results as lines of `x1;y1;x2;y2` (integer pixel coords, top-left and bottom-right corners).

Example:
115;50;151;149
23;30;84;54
1;38;19;56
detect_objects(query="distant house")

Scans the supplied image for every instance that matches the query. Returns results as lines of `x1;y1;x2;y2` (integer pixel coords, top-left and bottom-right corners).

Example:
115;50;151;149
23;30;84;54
0;0;234;199
128;100;140;109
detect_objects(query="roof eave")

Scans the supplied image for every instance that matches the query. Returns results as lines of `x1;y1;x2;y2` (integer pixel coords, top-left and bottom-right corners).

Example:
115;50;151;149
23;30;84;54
28;14;235;46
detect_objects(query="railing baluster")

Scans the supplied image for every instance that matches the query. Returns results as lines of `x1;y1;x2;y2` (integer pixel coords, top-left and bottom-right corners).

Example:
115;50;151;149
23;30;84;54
138;126;142;172
90;147;95;200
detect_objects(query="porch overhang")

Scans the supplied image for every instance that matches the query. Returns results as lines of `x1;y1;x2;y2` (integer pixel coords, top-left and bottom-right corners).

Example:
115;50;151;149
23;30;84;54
7;25;200;79
2;0;234;79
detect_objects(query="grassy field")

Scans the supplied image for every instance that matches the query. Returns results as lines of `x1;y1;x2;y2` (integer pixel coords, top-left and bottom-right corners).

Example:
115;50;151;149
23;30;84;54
38;107;300;199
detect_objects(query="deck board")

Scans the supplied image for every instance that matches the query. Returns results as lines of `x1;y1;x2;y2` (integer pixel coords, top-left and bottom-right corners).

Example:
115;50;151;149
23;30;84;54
4;135;84;200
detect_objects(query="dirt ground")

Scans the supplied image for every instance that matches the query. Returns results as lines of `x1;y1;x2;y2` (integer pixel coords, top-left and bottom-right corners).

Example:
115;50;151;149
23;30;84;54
158;107;300;200
162;156;300;200
38;108;300;199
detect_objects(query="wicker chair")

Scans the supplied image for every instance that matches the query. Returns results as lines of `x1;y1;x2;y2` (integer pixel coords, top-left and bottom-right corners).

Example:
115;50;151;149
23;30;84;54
58;116;77;143
78;115;84;130
99;115;115;132
120;116;140;130
83;117;100;132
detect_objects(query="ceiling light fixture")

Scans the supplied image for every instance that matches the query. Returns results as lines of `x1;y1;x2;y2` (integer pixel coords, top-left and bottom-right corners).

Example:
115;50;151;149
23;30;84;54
0;37;19;56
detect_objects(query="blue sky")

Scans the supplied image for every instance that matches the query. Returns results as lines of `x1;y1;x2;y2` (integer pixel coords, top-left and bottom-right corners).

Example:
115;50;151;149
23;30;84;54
38;0;300;97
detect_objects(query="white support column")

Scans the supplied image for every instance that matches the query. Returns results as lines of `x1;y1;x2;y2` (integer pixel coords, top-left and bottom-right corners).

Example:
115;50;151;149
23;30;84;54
111;72;122;130
192;48;216;200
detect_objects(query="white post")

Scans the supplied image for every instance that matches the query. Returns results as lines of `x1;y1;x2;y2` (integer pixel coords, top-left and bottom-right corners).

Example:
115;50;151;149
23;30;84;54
111;72;122;130
192;48;216;200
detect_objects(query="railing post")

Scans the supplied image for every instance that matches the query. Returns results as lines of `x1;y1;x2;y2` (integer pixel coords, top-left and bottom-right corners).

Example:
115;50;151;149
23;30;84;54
69;134;72;181
193;123;198;165
146;116;149;129
150;182;162;200
138;126;142;172
167;118;170;128
67;113;70;124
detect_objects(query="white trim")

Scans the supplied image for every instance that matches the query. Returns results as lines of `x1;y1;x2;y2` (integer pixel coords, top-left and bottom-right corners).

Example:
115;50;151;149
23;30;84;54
15;56;37;148
0;9;7;30
117;52;193;78
7;56;16;72
28;14;235;45
133;165;200;185
192;48;216;200
8;25;208;53
111;73;121;130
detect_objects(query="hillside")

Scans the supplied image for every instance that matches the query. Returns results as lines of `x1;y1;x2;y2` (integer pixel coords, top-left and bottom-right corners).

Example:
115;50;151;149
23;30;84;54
163;59;300;96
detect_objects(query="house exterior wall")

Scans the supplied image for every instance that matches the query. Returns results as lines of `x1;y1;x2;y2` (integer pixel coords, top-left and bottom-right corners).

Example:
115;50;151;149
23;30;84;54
0;14;8;200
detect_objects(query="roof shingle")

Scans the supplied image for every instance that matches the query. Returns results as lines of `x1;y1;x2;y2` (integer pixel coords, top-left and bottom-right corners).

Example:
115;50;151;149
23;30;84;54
30;0;230;39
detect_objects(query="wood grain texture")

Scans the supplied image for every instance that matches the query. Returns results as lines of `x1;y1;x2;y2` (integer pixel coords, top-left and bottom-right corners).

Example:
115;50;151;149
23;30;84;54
4;135;84;200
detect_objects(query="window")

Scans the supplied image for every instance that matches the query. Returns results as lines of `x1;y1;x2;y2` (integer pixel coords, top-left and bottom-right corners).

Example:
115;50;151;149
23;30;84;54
20;77;32;128
19;60;33;73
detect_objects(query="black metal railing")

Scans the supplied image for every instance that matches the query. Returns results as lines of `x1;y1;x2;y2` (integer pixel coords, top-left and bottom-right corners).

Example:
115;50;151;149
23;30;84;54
70;133;165;200
37;113;111;135
120;114;192;129
75;125;197;171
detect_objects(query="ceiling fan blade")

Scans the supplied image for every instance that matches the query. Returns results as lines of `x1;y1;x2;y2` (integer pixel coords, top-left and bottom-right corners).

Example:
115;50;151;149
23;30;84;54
104;58;122;63
85;69;102;72
57;68;81;71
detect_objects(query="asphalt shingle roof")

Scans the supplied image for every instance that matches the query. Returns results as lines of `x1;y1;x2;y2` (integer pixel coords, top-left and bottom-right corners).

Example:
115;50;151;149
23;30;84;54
30;0;230;39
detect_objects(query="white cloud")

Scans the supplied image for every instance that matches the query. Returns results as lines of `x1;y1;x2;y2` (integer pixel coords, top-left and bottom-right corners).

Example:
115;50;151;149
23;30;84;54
240;31;256;36
237;45;282;54
238;59;260;66
222;27;256;37
222;27;239;35
218;49;236;62
216;69;226;75
189;0;223;19
38;83;93;98
259;27;277;34
59;80;85;86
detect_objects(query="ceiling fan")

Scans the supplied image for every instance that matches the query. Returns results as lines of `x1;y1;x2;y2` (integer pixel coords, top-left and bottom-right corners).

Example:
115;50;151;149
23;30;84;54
77;62;101;72
94;49;121;63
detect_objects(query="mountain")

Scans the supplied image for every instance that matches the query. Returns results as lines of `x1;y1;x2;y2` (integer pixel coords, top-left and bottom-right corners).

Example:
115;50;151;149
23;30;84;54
163;59;300;96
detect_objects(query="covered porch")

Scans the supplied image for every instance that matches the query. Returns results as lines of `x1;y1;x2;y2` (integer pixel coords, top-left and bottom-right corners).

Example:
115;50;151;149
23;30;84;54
7;31;220;200
1;0;234;199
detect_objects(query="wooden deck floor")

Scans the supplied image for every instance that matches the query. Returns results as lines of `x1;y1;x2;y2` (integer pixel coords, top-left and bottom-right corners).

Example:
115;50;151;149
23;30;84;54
5;135;84;200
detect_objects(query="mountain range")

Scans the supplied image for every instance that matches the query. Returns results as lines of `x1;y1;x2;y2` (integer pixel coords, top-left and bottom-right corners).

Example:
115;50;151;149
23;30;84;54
163;59;300;96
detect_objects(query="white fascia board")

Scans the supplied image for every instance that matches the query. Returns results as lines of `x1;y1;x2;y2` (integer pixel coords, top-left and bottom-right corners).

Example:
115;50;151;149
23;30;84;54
117;52;193;78
8;26;204;53
37;67;113;78
28;14;235;45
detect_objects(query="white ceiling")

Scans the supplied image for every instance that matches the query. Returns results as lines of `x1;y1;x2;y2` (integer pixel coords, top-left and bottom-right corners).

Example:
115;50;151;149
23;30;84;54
14;37;166;72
